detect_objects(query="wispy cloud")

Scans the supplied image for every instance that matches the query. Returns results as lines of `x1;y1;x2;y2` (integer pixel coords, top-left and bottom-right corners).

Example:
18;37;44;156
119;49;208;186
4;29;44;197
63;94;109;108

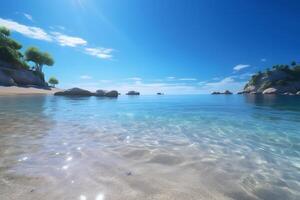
233;64;250;71
199;76;245;93
261;58;267;62
179;78;197;81
23;13;33;22
0;18;114;60
80;75;92;80
84;47;113;59
166;76;176;80
127;77;142;81
0;18;52;41
51;32;87;47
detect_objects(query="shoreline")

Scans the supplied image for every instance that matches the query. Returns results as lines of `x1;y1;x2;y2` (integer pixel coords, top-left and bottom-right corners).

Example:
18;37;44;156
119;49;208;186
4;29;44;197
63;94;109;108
0;86;62;96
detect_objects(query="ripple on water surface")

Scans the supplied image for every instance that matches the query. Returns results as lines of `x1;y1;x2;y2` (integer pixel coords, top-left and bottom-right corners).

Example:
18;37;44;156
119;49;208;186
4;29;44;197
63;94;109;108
0;95;299;200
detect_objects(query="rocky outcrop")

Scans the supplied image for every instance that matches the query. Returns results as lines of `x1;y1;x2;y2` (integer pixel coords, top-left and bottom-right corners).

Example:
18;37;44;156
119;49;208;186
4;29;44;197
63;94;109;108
95;89;118;97
126;91;140;95
54;88;93;96
0;67;46;87
297;91;300;95
157;92;164;95
262;88;278;94
242;67;300;94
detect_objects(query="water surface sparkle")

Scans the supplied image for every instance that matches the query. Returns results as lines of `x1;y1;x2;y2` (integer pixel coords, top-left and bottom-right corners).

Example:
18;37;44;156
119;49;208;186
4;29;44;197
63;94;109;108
0;95;299;200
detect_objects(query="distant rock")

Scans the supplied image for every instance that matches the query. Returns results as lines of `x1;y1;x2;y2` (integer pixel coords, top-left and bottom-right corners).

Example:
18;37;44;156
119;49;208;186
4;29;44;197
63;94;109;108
95;89;106;96
95;89;119;97
105;90;118;97
157;92;164;95
54;88;93;96
211;90;232;95
263;88;278;94
126;91;140;95
224;90;233;95
297;91;300;95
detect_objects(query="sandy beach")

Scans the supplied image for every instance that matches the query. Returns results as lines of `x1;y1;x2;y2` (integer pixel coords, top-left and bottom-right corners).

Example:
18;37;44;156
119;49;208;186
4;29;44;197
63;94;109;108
0;86;61;95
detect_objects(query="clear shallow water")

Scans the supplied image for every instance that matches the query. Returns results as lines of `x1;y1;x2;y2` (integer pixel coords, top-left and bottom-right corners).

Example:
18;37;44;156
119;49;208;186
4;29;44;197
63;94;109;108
0;94;299;200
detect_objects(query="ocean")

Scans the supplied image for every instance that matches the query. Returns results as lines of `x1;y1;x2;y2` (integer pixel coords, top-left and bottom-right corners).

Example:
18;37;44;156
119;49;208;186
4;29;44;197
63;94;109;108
0;94;299;200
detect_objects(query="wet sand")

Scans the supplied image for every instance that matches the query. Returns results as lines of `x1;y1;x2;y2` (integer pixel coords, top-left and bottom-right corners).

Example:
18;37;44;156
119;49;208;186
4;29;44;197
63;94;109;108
0;86;61;95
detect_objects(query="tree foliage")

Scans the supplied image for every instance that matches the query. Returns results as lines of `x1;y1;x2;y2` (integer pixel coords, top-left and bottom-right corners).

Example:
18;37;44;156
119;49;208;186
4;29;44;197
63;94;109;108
0;26;26;68
25;47;54;72
48;77;59;87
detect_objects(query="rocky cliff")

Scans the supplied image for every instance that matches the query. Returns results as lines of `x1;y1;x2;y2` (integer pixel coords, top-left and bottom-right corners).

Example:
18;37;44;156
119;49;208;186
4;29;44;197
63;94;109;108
0;67;47;87
243;64;300;94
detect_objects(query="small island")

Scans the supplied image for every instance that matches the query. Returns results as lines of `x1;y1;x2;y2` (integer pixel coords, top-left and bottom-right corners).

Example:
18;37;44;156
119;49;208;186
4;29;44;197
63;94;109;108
241;61;300;95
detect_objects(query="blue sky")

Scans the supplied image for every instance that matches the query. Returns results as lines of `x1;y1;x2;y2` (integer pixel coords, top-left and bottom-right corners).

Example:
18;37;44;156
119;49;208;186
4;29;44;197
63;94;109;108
1;0;300;94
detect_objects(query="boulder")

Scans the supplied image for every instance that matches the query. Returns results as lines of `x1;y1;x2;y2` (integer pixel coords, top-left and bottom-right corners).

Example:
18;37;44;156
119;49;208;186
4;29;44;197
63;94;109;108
54;88;93;96
211;91;221;95
126;91;140;95
250;91;261;94
95;89;107;96
105;90;118;97
283;92;295;96
297;91;300;95
263;88;278;94
95;89;118;97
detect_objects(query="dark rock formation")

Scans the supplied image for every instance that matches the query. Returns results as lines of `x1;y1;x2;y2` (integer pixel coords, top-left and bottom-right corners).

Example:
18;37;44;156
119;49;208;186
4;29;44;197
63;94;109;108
126;91;140;95
211;90;232;95
95;89;119;97
0;68;46;87
104;90;118;97
54;88;93;96
157;92;164;95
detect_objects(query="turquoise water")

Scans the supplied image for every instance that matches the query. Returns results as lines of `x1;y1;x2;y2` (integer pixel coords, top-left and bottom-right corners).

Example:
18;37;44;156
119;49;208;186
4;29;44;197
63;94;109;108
0;95;299;200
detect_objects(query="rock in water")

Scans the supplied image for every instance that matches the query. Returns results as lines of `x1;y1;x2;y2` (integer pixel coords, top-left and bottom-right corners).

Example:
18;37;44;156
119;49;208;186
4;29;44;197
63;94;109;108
105;90;118;97
224;90;233;95
54;88;93;96
296;91;300;95
95;89;106;96
263;88;278;94
126;91;140;95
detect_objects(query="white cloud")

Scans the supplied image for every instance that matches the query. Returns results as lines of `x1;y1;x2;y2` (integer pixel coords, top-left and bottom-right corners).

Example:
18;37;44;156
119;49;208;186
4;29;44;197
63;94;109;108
199;76;245;93
0;18;52;41
261;58;267;62
84;47;113;59
233;64;250;71
23;13;33;22
80;75;92;80
127;77;142;81
179;78;197;81
51;32;87;47
166;76;176;80
0;18;114;59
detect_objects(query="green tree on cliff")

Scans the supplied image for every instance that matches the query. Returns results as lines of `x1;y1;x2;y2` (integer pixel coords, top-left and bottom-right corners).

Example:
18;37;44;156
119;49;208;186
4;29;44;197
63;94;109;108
0;26;28;69
25;47;54;73
48;77;59;87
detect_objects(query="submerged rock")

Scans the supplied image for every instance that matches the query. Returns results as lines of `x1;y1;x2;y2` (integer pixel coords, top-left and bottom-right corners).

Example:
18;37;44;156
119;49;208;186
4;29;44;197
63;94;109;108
126;91;140;95
54;87;93;96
